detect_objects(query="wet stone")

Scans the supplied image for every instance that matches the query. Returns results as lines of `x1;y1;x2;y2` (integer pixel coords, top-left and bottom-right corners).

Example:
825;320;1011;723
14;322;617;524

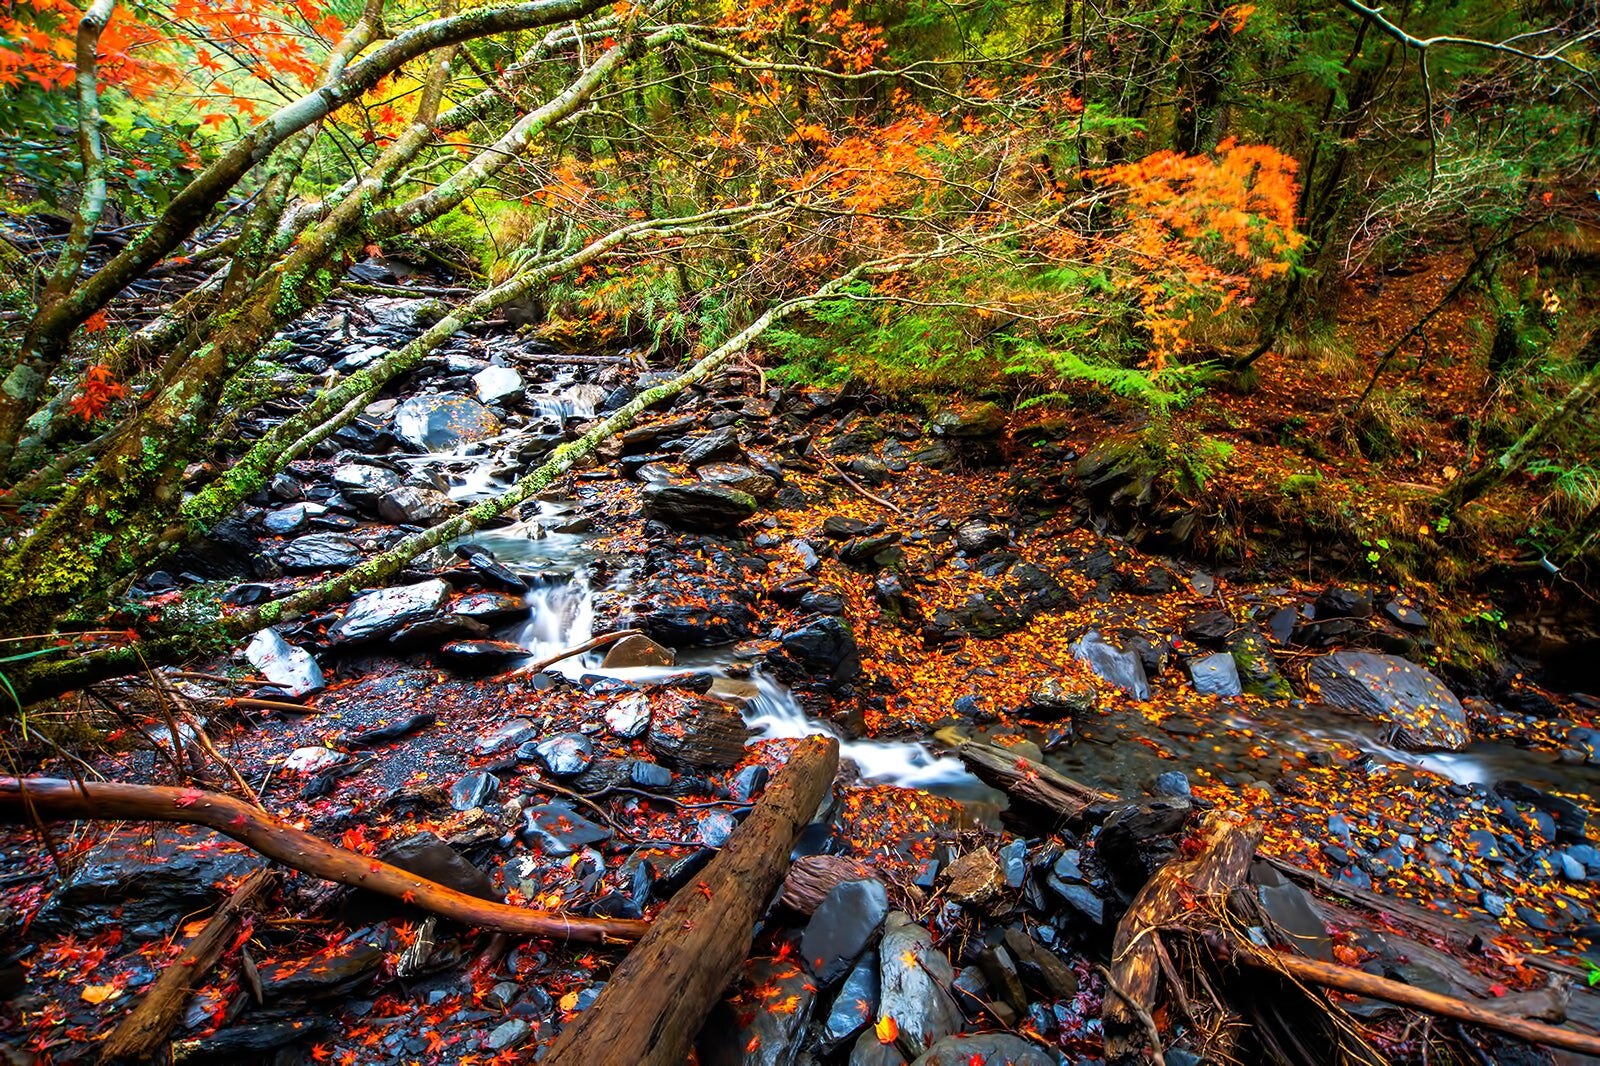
803;878;890;986
486;1018;531;1052
521;802;612;856
1189;651;1243;697
438;639;527;673
450;770;500;811
1153;770;1192;798
824;952;880;1048
475;718;539;755
643;482;758;531
329;579;449;643
332;463;402;510
1182;610;1235;646
449;589;530;625
697;810;737;847
697;461;776;499
601;633;676;670
729;764;770;803
700;957;815;1066
954;520;1008;554
245;628;324;698
263;503;311;534
393;394;502;451
628;761;673;789
605;693;653;738
1308;651;1468;750
380;833;499;901
280;532;361;572
680;427;744;467
998;840;1028;888
876;912;962;1055
912;1034;1056;1066
378;485;455;525
454;543;529;592
1072;629;1149;700
283;747;346;774
778;615;862;684
533;734;594;777
473;365;523;406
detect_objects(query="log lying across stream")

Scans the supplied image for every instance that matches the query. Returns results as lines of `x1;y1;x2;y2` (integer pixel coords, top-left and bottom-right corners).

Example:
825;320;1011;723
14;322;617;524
544;734;840;1066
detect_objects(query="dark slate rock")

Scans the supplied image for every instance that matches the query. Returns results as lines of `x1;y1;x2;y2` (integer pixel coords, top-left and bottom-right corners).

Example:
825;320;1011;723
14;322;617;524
475;718;539;755
605;693;653;739
1153;771;1192;798
332;463;402;510
533;734;594;777
392;394;502;451
1189;651;1243;697
520;802;612;856
450;770;500;811
1182;610;1235;646
824;952;880;1049
328;579;449;643
1228;629;1294;700
454;543;529;592
779;615;862;684
628;761;674;789
1052;883;1105;925
699;957;816;1066
280;532;360;572
698;462;776;499
259;935;385;1000
449;589;530;625
1308;651;1468;750
1252;862;1332;960
929;403;1006;438
378;485;455;525
823;516;883;539
1072;629;1150;700
380;832;500;901
729;764;770;803
877;912;962;1055
803;878;890;985
911;1033;1055;1065
438;639;527;673
680;428;744;468
47;828;262;938
244;628;324;697
170;1021;334;1062
954;521;1008;554
262;504;310;534
643;483;758;531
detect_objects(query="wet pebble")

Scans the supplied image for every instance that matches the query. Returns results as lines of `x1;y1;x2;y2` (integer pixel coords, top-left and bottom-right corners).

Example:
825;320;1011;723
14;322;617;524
450;770;499;811
533;734;594;777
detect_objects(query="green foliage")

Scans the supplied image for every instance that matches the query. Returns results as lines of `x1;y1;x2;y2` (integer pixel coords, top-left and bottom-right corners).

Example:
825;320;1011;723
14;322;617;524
1138;416;1235;495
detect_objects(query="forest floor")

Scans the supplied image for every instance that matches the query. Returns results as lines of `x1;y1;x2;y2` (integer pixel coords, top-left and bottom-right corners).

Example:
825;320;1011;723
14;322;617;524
1;247;1598;1065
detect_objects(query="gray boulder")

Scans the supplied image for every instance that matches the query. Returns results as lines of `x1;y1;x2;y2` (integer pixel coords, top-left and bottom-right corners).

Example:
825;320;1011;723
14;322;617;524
1072;629;1150;700
875;912;962;1056
244;628;324;697
392;394;502;451
329;579;450;644
1189;651;1243;697
643;482;757;531
1308;650;1468;750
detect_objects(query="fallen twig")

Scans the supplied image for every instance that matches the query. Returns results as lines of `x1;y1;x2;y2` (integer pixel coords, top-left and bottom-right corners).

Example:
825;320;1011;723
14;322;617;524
521;627;642;674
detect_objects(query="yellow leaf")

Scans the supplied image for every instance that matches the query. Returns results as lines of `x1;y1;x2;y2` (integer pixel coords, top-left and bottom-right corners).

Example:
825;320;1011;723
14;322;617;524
82;984;122;1005
875;1015;898;1044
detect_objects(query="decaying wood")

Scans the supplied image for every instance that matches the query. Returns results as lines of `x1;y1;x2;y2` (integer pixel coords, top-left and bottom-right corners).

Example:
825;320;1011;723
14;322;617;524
543;734;840;1066
1222;939;1600;1057
98;867;279;1063
778;854;876;915
953;740;1115;827
0;777;647;943
1103;812;1264;1063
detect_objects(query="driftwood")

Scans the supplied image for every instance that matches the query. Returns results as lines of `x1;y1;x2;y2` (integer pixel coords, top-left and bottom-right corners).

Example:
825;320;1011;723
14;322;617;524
543;734;840;1066
953;740;1115;826
521;627;641;674
1103;812;1264;1062
1222;939;1600;1057
0;777;647;943
98;867;279;1062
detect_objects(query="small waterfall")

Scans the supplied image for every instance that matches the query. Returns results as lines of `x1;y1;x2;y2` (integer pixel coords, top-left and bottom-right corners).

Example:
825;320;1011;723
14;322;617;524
516;576;595;666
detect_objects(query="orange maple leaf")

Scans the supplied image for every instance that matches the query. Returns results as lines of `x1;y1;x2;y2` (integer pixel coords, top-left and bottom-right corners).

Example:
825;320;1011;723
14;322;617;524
874;1015;898;1044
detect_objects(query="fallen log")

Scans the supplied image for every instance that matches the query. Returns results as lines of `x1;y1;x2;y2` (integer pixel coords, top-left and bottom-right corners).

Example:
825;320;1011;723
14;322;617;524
952;740;1115;827
98;867;279;1063
0;777;647;943
1221;939;1600;1058
542;734;840;1066
1103;812;1264;1063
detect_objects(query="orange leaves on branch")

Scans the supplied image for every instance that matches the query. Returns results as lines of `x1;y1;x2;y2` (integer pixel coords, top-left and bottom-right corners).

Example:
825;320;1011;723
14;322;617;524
67;363;128;422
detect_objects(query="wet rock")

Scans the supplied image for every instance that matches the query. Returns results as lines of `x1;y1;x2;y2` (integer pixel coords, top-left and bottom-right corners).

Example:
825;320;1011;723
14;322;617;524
438;639;527;673
976;946;1027;1016
1098;798;1194;891
450;770;500;810
701;957;816;1066
380;833;499;901
171;1021;334;1063
640;590;759;647
1022;677;1096;718
47;828;263;938
824;516;883;539
520;802;612;855
1153;771;1192;798
1383;599;1429;630
824;953;880;1048
283;746;346;774
647;696;752;769
328;579;449;643
244;628;324;697
449;589;530;625
280;532;361;571
803;878;890;985
1002;927;1080;999
1252;863;1332;960
929;402;1006;438
377;485;455;525
876;912;962;1055
392;394;502;451
263;503;311;534
332;463;402;510
628;760;674;789
1189;651;1243;697
911;1034;1055;1065
473;365;523;406
1228;629;1293;700
939;849;1005;910
486;1019;532;1052
680;428;744;467
1072;629;1150;700
602;633;677;669
533;733;594;777
698;810;737;847
222;582;273;605
605;693;652;738
954;520;1008;554
698;462;777;499
1182;610;1235;646
778;615;861;684
474;718;539;755
729;764;770;802
643;482;758;531
454;543;529;592
1307;651;1468;750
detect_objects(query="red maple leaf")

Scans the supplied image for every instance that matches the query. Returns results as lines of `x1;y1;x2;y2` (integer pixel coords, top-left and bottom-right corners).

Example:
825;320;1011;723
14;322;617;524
67;364;128;422
174;788;204;808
